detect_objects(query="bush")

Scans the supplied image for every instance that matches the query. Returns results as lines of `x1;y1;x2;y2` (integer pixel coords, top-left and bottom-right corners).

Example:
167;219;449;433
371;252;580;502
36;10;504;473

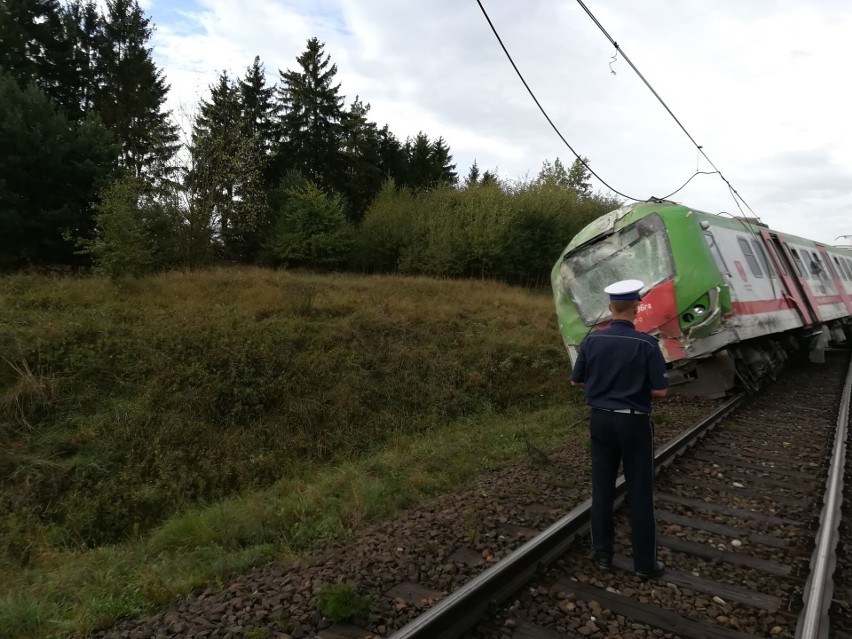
266;182;354;268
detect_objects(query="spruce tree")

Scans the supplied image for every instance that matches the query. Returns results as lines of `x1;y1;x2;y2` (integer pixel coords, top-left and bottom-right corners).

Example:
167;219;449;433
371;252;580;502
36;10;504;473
0;73;117;267
189;72;241;250
96;0;178;185
465;161;481;188
62;0;103;118
0;0;74;111
276;37;346;192
238;55;278;158
340;97;383;223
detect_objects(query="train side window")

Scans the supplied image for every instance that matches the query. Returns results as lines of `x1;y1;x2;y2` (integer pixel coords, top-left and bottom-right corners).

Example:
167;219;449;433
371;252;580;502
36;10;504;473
846;259;852;280
824;254;838;279
834;256;850;281
831;257;844;280
809;252;827;280
790;249;807;278
841;258;852;281
703;231;730;275
767;243;788;276
751;239;776;278
737;237;763;278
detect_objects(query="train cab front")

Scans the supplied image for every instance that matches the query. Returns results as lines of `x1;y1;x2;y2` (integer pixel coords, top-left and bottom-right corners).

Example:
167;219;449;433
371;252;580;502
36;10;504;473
552;210;693;378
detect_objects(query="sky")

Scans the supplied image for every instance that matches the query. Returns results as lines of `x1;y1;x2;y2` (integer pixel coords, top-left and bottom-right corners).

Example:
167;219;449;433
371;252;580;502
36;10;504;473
143;0;852;246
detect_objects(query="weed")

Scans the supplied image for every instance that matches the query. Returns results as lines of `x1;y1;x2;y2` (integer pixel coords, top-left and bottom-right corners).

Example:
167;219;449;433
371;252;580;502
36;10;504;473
0;358;59;430
316;583;373;622
0;592;50;639
244;627;271;639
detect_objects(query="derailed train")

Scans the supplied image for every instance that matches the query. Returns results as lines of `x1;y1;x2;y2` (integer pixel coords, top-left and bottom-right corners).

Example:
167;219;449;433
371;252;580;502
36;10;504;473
551;200;852;396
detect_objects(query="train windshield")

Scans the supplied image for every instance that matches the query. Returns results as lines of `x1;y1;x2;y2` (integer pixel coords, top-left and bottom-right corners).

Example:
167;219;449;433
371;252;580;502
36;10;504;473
560;213;674;325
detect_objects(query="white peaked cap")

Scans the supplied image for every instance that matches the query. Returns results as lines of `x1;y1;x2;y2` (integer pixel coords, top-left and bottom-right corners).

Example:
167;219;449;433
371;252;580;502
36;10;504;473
603;279;645;300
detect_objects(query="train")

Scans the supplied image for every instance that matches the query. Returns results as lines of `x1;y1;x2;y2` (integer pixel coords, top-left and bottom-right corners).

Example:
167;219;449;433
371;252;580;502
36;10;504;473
550;200;852;397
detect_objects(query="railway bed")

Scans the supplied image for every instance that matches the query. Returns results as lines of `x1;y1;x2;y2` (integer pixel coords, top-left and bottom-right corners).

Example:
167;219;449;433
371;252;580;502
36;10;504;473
93;355;851;639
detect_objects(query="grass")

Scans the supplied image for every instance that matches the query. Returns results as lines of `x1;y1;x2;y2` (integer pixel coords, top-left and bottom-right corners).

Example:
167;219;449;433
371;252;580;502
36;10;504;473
316;583;373;622
0;267;586;637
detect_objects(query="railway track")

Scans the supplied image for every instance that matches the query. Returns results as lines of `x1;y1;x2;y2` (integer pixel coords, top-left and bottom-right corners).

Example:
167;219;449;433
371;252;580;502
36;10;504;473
383;351;851;639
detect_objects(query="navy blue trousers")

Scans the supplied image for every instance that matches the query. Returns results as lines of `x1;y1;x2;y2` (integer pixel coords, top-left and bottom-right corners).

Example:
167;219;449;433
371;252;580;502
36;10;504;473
589;409;657;572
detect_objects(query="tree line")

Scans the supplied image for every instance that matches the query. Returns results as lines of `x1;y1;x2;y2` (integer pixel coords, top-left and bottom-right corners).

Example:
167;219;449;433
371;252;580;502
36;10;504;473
0;0;619;283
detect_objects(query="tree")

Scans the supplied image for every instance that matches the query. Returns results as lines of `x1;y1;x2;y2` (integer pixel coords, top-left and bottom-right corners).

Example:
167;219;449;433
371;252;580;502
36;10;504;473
402;132;457;191
96;0;178;186
189;71;270;262
238;55;278;160
266;181;353;268
62;0;103;118
0;73;117;267
465;161;481;188
536;157;571;188
276;37;346;192
340;96;383;223
567;156;593;199
78;175;154;278
0;0;76;113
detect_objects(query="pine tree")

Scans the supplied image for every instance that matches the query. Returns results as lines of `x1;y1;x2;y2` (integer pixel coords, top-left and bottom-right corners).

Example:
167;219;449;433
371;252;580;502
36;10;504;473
0;0;74;111
537;157;571;188
276;37;346;192
96;0;178;186
340;97;383;223
431;137;457;186
465;161;481;188
567;156;593;199
376;124;407;185
62;0;103;118
189;72;241;248
0;73;117;267
238;55;278;158
402;132;457;191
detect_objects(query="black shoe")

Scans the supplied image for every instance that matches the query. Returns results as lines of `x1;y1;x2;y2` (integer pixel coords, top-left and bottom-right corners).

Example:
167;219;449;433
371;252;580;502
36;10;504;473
594;555;612;571
634;561;665;580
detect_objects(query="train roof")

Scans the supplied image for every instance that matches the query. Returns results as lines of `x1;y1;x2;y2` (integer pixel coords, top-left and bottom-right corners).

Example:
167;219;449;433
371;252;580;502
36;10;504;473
566;200;851;255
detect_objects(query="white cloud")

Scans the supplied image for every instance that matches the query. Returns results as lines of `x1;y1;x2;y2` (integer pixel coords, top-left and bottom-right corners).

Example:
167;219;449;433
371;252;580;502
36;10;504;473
148;0;852;245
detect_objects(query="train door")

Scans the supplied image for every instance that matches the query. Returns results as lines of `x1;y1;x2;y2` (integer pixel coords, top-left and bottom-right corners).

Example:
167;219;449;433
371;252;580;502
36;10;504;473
817;245;852;314
760;231;820;324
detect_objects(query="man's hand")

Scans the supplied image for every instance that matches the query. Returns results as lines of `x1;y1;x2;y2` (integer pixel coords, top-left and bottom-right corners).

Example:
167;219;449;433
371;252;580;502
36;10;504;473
651;388;668;398
571;381;585;389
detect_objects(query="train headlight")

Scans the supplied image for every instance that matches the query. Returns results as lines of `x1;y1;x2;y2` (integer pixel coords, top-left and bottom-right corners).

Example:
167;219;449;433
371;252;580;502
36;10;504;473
693;305;706;316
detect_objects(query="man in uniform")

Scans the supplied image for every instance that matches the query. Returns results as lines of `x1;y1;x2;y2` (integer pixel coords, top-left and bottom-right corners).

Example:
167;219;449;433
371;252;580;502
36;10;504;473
570;279;669;580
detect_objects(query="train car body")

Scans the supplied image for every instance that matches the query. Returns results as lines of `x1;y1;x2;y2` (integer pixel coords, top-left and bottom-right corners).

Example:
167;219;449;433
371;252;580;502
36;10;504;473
551;201;852;396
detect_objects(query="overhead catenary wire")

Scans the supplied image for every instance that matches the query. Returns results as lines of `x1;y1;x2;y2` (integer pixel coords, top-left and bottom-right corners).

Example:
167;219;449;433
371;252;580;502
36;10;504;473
474;0;643;201
572;0;761;223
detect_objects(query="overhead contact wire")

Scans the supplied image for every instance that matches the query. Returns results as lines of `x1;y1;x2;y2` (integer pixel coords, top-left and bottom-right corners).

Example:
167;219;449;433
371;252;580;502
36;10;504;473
573;0;761;220
474;0;641;201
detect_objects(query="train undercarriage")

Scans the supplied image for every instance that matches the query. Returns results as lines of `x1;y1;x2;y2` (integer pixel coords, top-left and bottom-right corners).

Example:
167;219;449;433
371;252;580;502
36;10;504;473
668;319;852;398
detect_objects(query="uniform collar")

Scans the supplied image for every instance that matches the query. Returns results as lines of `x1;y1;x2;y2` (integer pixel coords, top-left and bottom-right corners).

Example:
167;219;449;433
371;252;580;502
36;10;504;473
611;319;635;328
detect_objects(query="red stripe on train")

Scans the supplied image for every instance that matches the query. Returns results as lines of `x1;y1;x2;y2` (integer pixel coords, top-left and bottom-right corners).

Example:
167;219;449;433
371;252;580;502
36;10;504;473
731;299;794;315
732;295;845;315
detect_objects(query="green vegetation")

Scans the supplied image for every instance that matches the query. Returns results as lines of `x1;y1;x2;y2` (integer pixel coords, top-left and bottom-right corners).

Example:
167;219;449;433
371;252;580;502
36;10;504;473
0;268;586;637
316;583;373;622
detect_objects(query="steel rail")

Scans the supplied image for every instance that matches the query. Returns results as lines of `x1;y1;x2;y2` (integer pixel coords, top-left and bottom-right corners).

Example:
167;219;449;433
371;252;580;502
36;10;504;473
388;394;745;639
795;355;852;639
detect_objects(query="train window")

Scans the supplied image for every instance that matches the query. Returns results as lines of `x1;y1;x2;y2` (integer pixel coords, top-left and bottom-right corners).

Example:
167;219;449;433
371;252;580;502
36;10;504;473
751;240;776;278
833;257;849;281
846;259;852;280
737;237;763;278
824;254;838;279
767;243;788;276
790;249;807;278
842;258;852;281
808;252;827;280
831;257;843;280
703;231;729;275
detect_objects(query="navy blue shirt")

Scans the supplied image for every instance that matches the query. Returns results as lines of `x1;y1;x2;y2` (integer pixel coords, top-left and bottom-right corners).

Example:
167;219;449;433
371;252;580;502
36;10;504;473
571;319;669;413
